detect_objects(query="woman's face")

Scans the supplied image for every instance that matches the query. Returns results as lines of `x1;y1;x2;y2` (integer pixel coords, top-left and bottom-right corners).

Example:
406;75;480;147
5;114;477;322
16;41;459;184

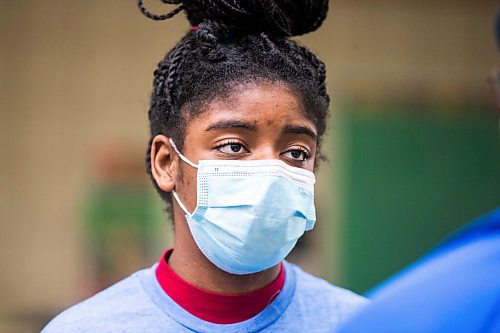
151;82;318;215
175;82;318;213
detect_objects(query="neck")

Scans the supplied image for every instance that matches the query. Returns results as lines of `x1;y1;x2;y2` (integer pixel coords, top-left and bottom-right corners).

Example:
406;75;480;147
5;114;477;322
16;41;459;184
169;235;281;294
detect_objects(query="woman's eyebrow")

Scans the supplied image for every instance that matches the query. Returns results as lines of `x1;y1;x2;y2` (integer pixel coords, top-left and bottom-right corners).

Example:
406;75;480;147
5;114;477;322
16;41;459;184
283;124;317;140
205;120;257;132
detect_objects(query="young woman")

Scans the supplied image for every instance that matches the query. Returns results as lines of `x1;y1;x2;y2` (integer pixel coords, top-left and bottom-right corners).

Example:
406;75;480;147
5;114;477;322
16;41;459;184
43;0;366;331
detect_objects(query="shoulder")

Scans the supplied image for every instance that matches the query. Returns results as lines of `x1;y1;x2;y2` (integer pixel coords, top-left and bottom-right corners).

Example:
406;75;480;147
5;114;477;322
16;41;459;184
290;262;367;308
286;262;368;322
337;210;500;333
41;269;160;333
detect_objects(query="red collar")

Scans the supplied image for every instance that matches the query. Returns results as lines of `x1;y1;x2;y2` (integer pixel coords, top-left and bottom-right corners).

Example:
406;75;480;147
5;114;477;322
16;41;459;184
155;249;285;324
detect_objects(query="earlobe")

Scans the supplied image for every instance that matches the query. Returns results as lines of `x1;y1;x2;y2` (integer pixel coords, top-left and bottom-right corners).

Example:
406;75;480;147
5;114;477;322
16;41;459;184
150;135;178;193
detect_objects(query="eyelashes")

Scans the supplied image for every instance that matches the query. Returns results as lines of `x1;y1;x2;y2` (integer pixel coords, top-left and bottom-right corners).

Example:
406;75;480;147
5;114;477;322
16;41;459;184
214;139;311;162
215;140;249;155
282;147;311;161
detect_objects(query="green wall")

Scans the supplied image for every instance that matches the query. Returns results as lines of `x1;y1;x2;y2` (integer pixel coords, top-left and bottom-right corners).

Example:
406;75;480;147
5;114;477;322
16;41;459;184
340;102;500;294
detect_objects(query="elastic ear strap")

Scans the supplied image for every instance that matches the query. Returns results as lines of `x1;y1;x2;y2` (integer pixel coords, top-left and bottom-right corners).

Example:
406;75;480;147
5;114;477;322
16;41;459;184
172;190;191;216
169;138;199;168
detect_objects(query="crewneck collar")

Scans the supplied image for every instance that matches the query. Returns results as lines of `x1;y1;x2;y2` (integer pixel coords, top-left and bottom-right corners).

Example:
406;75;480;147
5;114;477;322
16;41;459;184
155;249;285;324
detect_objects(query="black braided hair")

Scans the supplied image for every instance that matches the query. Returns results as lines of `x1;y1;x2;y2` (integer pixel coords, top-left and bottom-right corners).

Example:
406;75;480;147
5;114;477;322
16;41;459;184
138;0;331;204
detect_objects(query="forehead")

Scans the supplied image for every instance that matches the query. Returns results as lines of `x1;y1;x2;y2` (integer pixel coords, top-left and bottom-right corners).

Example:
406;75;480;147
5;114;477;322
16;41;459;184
185;82;315;130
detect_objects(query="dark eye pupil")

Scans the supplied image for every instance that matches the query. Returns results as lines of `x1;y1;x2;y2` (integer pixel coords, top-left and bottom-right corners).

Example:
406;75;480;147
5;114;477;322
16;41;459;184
230;144;241;152
291;150;301;159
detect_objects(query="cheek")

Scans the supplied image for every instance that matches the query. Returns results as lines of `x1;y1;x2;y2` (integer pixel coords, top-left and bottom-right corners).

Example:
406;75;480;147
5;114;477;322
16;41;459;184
178;164;198;204
179;164;195;187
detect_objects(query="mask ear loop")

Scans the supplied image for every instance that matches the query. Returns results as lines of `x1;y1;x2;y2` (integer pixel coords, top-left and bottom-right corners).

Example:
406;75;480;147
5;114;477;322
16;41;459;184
172;190;191;216
168;138;197;216
169;138;198;168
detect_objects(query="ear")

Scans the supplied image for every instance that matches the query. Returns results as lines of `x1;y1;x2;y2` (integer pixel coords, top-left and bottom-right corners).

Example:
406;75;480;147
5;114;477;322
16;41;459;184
150;135;178;193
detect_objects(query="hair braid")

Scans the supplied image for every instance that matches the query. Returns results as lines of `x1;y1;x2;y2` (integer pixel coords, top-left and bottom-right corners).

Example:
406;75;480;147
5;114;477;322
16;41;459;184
165;40;193;106
258;32;277;54
299;46;329;104
149;36;193;142
279;38;329;103
136;0;185;21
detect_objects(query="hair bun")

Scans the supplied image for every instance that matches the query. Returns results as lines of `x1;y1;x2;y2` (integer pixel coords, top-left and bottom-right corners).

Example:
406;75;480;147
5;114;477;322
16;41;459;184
183;0;329;37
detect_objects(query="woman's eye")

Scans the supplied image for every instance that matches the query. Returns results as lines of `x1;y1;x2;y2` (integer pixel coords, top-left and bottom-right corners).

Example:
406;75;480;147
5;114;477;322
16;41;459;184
283;149;310;161
217;142;248;154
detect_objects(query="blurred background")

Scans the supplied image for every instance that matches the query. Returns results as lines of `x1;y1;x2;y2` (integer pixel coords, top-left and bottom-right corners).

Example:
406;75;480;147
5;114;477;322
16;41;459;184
1;0;499;331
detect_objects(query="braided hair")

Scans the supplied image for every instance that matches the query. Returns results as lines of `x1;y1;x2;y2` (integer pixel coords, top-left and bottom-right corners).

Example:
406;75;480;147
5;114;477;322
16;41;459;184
138;0;331;204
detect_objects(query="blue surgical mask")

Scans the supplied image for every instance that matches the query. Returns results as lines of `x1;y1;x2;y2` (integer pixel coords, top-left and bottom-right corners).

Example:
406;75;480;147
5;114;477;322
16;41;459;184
170;139;316;275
